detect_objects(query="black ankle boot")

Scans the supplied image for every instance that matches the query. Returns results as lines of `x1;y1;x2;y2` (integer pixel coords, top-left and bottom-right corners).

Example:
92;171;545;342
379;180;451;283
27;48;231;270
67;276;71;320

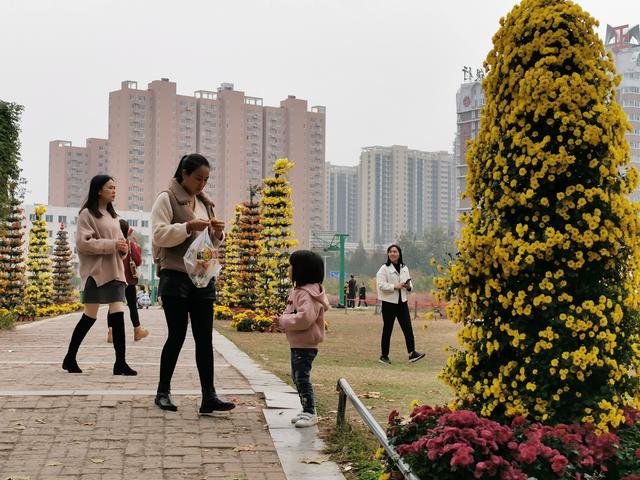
155;392;177;411
62;355;82;373
113;362;137;376
199;388;235;414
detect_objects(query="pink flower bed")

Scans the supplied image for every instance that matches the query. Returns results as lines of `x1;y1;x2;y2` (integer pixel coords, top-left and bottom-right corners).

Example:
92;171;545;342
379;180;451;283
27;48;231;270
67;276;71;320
384;406;640;479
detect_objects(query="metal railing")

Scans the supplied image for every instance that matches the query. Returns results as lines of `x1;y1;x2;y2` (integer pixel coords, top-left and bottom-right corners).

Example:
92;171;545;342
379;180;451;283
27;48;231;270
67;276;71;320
336;378;420;480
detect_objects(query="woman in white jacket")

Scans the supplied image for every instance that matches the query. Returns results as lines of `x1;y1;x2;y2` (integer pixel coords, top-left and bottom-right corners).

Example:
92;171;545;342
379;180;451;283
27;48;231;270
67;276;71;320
375;244;425;365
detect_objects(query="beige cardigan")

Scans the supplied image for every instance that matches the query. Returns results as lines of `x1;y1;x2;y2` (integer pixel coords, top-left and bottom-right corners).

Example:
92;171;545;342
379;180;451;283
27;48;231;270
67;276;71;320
76;208;126;287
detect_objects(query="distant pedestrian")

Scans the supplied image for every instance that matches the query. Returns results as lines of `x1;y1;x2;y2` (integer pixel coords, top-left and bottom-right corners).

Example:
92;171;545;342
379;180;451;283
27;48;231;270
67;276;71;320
347;274;357;308
106;220;149;343
274;250;329;428
62;174;137;376
357;282;368;307
343;281;349;307
376;244;425;365
151;153;235;414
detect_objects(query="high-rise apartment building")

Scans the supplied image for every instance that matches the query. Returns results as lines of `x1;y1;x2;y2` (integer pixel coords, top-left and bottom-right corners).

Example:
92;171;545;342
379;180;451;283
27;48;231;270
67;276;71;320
48;138;109;207
606;24;640;201
358;146;453;249
453;79;485;237
325;164;360;243
50;79;326;248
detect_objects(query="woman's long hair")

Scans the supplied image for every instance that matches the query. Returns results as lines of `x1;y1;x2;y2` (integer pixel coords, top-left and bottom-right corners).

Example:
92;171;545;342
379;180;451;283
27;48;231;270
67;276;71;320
80;175;117;218
384;244;404;267
173;153;210;183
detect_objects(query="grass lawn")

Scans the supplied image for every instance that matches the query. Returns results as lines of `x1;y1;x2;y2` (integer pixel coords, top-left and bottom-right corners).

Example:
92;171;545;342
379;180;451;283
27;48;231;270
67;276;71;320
216;308;460;478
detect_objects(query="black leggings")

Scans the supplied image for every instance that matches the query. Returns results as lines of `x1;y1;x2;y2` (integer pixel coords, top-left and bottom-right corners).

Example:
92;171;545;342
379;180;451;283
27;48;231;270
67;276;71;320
380;300;415;357
125;285;140;327
158;296;214;393
107;285;140;328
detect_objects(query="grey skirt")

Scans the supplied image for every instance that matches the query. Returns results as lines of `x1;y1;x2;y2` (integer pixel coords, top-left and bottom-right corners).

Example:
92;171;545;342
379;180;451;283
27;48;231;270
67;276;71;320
83;277;126;304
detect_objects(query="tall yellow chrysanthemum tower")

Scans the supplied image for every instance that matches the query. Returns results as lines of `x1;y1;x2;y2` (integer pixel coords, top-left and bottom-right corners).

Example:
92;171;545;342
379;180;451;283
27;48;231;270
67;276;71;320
255;158;298;315
436;0;640;431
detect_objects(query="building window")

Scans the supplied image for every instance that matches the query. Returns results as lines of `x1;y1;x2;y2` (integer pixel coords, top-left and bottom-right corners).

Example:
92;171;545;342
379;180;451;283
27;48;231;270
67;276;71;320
141;220;149;228
45;215;54;222
128;219;138;227
58;215;67;224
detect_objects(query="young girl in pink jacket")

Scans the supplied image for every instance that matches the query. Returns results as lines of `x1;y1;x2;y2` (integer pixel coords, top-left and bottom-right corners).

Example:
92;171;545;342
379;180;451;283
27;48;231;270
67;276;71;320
275;250;329;428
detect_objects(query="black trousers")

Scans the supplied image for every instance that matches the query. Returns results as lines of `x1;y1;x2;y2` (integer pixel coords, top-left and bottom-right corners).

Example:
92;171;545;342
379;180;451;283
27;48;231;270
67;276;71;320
380;300;415;357
125;285;140;327
291;348;318;414
158;296;214;393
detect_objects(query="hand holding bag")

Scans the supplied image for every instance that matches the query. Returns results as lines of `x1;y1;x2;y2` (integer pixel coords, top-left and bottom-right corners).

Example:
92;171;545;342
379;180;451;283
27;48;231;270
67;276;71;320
183;230;222;288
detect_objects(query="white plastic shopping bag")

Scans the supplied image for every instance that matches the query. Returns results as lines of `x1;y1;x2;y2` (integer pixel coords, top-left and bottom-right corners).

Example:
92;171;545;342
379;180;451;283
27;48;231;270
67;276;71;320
183;230;222;288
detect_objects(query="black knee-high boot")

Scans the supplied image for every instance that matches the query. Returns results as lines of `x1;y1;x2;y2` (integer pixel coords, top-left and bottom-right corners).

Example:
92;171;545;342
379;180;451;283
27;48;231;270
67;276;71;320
110;311;137;376
63;313;96;373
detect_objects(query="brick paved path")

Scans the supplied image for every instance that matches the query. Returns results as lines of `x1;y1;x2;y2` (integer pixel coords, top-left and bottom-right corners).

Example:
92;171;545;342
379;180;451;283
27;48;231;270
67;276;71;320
0;308;288;480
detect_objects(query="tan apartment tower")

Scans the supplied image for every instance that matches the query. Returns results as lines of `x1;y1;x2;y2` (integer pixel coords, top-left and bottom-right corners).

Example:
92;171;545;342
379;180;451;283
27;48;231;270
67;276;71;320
48;138;109;208
103;79;326;247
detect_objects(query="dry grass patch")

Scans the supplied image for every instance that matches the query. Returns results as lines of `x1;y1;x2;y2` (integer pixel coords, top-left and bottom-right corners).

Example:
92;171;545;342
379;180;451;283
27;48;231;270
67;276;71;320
217;308;459;421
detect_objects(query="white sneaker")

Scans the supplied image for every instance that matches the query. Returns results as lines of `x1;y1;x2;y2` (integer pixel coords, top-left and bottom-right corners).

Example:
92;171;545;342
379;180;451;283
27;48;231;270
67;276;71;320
290;412;305;424
294;413;318;428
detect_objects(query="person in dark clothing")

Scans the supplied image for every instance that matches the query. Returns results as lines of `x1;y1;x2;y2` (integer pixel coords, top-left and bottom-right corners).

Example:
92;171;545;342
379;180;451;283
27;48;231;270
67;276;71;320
357;282;368;307
107;220;149;343
347;275;357;308
343;281;349;307
375;245;425;365
151;153;235;414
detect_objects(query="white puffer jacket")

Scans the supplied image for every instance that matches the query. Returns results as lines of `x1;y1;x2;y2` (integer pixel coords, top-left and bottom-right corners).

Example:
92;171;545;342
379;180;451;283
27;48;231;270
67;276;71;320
376;263;412;304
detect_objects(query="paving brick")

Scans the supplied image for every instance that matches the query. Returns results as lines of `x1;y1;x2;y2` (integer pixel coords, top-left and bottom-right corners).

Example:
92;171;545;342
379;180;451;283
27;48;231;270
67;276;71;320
0;308;287;480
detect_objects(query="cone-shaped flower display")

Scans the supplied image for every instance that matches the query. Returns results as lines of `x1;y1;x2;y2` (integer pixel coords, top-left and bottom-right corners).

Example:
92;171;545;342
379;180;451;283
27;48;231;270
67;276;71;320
0;183;26;309
52;224;75;304
255;159;298;316
436;0;640;431
24;205;54;312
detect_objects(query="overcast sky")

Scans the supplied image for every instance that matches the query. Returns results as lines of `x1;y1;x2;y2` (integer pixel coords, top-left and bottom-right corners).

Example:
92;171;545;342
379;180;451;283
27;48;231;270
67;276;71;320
1;0;634;204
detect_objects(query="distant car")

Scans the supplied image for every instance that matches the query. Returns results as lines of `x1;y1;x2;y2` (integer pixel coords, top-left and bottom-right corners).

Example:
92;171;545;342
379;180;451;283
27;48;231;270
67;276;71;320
136;291;151;309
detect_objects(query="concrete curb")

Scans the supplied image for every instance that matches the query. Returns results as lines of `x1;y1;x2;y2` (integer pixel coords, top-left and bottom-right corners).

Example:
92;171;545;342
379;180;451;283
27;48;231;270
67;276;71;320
214;330;346;480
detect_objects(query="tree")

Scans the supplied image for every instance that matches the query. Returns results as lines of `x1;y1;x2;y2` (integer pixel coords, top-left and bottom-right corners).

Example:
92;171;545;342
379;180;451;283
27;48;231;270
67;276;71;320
347;240;368;273
255;158;298;315
435;0;640;431
0;102;24;221
52;224;75;304
0;182;26;309
24;205;54;312
398;227;456;278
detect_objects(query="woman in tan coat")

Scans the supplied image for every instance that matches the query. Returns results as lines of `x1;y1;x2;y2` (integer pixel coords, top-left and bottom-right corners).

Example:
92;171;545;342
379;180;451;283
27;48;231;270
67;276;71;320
62;175;137;376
